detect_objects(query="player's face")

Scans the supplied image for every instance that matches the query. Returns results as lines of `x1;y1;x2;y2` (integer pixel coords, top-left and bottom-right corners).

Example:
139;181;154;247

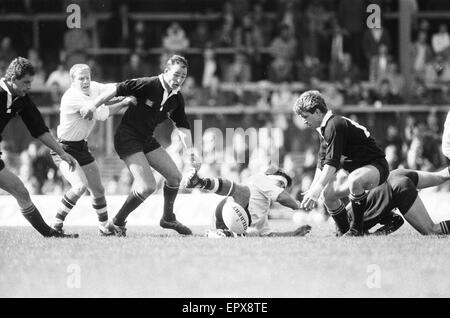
298;110;321;128
72;69;91;94
163;64;187;91
11;74;33;96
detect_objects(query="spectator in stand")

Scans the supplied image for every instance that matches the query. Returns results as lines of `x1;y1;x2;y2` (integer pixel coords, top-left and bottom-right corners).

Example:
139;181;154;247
239;12;265;81
64;27;91;66
424;53;450;85
322;84;345;110
200;46;221;90
363;26;392;75
369;44;393;83
221;1;236;30
46;62;71;104
182;76;203;107
411;30;434;80
383;124;404;170
408;77;434;105
122;52;150;79
343;82;364;105
0;37;17;67
329;53;360;83
129;21;149;55
372;78;403;106
329;21;350;72
407;122;442;171
431;23;450;57
224;51;252;83
214;18;235;47
27;49;46;90
162;22;190;55
269;24;297;63
384;62;405;97
252;1;273;46
302;0;331;61
189;21;211;49
296;55;325;83
270;82;296;111
268;56;295;83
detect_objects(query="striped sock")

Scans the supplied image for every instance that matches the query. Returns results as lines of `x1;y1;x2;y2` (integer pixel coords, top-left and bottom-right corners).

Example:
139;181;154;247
113;190;146;226
349;191;368;232
163;183;179;222
439;221;450;234
21;204;53;237
92;196;108;226
328;202;350;234
203;178;235;196
54;190;81;225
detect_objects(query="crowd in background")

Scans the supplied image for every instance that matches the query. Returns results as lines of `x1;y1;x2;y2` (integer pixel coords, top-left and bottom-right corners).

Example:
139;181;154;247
1;0;450;198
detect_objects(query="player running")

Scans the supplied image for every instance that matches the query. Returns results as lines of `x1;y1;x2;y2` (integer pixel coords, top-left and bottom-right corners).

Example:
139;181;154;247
184;166;311;237
293;90;389;236
0;57;78;238
80;55;197;236
50;64;136;236
356;168;450;236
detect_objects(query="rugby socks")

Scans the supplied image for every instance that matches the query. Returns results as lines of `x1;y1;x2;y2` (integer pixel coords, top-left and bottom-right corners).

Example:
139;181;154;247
162;183;178;222
113;190;146;226
328;202;350;234
439;221;450;234
54;190;81;226
349;191;368;233
21;204;54;237
92;196;108;226
201;178;235;196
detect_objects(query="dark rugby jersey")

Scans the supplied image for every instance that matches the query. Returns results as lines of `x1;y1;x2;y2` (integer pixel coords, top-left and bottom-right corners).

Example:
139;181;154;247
364;169;419;220
115;75;190;138
316;111;385;170
0;79;49;143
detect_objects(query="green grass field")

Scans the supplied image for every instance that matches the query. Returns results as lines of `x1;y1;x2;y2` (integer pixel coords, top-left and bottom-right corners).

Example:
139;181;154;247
1;220;450;298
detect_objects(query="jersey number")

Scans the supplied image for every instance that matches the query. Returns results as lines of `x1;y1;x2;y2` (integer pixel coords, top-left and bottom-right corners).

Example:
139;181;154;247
342;116;371;137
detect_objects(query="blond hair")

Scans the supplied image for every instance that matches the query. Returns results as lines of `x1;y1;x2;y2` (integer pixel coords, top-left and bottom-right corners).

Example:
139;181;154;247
69;64;90;80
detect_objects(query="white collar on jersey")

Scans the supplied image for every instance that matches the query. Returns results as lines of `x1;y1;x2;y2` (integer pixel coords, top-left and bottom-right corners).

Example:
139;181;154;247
316;110;333;134
158;74;180;95
0;77;13;112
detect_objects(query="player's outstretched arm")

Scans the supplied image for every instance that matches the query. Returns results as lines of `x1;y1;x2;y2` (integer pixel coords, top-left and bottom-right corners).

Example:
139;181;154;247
37;132;76;171
266;225;312;237
302;164;336;210
81;84;118;119
276;191;301;210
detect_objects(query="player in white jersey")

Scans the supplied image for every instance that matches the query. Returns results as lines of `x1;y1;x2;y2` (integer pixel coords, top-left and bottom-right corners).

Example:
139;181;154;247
51;64;136;235
442;111;450;160
185;166;311;237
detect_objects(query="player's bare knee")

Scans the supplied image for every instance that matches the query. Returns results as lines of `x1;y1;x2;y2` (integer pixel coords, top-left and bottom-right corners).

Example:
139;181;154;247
322;184;339;201
166;172;182;187
348;174;365;193
136;184;156;198
13;184;31;203
90;185;105;198
72;183;87;197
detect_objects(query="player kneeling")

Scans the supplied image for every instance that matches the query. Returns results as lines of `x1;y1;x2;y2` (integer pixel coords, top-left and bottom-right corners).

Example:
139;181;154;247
185;166;311;237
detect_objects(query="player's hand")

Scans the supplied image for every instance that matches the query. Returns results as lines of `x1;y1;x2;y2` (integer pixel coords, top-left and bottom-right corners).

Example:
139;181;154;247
294;225;312;237
60;152;77;172
188;149;201;171
124;96;137;106
80;105;95;120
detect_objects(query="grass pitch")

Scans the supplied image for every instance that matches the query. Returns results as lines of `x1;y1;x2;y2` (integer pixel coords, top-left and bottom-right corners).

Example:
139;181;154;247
1;220;450;298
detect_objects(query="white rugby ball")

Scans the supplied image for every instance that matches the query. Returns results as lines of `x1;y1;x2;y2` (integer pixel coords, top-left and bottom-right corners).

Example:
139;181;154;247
222;197;249;235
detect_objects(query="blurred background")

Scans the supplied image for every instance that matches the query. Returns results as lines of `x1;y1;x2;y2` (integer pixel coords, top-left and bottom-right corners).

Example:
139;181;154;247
1;0;450;203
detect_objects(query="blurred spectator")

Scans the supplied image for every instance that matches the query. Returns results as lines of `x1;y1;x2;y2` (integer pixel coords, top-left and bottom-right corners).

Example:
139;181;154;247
268;57;294;83
411;30;433;80
385;144;402;170
329;53;360;83
201;46;221;90
255;81;272;109
46;62;71;103
162;22;190;54
372;78;403;106
302;0;331;61
343;82;364;105
270;82;296;111
239;12;265;81
269;24;297;63
189;21;211;48
369;44;393;83
252;1;273;46
122;52;151;79
363;26;392;74
182;76;203;107
383;124;404;169
64;28;91;66
221;1;236;29
431;23;450;57
329;21;350;67
424;54;450;85
408;77;434;104
214;18;234;47
322;84;344;110
407;122;442;171
384;62;405;97
27;49;46;90
86;57;104;81
224;51;252;83
0;37;17;66
129;21;149;55
296;55;325;83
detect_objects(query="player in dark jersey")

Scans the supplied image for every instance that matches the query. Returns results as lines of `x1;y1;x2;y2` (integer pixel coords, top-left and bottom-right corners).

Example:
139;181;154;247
293;90;389;236
0;57;78;238
80;55;197;236
356;168;450;235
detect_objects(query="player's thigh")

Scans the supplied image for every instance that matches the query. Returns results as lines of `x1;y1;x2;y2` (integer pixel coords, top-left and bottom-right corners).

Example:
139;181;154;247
403;196;435;235
59;161;88;192
123;152;156;191
145;147;181;185
323;169;349;199
81;161;105;197
231;184;251;208
348;165;381;190
0;166;31;204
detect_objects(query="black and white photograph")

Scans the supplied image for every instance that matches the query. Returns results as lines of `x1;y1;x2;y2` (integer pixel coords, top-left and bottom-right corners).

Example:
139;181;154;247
1;0;450;305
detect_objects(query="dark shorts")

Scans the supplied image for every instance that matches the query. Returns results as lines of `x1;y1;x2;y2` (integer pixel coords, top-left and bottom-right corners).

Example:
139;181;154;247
51;140;95;167
114;125;161;160
343;157;389;186
390;171;419;215
0;159;4;172
214;197;252;230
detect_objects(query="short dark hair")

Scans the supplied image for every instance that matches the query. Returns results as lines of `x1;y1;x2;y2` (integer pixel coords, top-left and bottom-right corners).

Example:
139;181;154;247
4;57;35;81
293;90;328;115
167;54;188;68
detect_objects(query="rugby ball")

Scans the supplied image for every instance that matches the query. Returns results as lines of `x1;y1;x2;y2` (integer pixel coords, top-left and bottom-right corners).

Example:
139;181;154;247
222;197;249;235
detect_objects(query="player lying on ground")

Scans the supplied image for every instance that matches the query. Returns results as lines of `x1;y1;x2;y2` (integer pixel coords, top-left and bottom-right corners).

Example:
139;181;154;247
51;64;136;236
0;57;78;238
293;90;389;236
80;55;198;236
345;168;450;235
185;166;311;237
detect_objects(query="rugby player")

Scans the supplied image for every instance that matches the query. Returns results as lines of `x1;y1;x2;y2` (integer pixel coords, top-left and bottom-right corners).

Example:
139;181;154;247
185;166;312;237
51;64;136;236
293;90;389;236
80;55;196;236
0;57;78;238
